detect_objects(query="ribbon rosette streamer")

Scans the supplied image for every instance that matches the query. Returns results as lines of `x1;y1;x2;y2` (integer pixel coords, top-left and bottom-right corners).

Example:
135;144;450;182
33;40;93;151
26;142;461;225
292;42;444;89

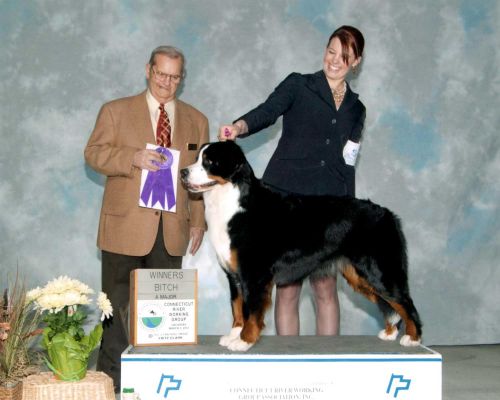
141;147;176;210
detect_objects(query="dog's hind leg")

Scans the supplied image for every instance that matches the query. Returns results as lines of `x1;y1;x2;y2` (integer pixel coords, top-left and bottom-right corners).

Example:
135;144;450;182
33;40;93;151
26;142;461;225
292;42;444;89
385;297;422;347
369;280;422;345
340;263;397;339
340;264;422;346
370;211;422;346
376;299;401;341
219;271;245;347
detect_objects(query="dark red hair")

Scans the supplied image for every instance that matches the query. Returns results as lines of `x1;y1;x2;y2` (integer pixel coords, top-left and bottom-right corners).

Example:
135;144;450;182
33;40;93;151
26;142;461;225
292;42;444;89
327;26;364;64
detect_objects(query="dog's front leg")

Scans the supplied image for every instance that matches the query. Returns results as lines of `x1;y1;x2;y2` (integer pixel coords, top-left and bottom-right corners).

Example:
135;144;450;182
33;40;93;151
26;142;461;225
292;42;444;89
219;271;245;347
226;280;274;352
226;313;260;352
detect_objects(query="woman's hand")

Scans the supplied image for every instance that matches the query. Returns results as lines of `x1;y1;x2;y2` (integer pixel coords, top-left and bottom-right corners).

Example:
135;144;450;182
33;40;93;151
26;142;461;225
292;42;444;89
218;120;248;141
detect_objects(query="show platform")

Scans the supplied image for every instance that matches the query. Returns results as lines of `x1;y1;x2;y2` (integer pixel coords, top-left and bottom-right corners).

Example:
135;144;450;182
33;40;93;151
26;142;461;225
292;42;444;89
121;335;442;399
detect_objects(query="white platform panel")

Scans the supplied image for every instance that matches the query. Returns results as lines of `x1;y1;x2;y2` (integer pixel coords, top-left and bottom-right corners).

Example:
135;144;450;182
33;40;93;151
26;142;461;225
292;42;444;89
121;335;441;400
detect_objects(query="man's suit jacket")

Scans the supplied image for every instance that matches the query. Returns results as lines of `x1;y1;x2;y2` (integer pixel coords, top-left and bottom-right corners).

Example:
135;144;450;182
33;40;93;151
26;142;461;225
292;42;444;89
85;91;209;257
238;71;365;196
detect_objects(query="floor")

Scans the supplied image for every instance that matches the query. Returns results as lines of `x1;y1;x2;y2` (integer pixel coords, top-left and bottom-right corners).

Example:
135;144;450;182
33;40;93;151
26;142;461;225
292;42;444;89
106;341;500;399
430;344;500;400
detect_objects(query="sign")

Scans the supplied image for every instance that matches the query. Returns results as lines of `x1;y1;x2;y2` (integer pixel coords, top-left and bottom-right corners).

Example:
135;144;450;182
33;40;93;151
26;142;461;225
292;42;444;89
130;269;197;346
121;336;442;400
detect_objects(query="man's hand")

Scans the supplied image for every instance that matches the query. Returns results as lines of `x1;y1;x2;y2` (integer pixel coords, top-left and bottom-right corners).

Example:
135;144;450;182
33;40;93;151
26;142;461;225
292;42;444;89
189;227;204;255
133;149;164;171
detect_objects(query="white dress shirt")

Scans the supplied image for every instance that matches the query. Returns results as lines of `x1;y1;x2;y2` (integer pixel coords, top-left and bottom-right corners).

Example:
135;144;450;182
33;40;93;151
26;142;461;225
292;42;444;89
146;90;176;142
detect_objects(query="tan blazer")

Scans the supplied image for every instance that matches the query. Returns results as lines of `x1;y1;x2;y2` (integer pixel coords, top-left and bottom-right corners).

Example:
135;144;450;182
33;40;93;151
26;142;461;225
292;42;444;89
84;91;209;256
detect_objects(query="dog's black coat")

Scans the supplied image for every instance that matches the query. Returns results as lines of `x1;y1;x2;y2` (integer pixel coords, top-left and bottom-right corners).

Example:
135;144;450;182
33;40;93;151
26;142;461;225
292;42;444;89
184;141;422;348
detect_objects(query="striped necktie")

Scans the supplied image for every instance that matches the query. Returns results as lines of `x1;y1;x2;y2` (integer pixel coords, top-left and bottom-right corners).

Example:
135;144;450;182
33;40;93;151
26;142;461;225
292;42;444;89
156;104;171;147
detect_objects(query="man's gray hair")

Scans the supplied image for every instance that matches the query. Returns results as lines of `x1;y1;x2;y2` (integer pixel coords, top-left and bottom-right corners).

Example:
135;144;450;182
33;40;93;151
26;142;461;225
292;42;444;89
148;45;186;77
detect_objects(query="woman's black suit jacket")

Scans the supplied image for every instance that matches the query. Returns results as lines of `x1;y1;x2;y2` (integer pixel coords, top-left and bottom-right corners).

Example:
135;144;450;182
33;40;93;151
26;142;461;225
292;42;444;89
238;70;365;196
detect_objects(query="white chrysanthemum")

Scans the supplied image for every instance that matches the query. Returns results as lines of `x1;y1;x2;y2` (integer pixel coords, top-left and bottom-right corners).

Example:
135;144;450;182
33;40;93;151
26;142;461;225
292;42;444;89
79;294;91;305
97;292;113;321
26;286;42;302
61;290;83;306
73;280;94;295
41;276;93;296
32;276;96;311
44;276;73;294
36;293;66;312
64;290;79;304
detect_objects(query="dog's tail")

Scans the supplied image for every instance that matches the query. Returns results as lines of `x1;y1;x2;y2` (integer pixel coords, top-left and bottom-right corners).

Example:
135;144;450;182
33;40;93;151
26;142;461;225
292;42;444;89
379;210;409;275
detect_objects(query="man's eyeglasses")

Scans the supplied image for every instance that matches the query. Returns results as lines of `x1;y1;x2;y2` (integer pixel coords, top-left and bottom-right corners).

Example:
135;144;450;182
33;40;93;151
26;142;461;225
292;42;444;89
151;67;182;83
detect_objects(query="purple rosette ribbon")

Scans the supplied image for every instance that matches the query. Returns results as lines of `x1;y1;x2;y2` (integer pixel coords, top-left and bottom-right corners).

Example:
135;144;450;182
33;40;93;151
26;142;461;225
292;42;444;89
140;147;176;210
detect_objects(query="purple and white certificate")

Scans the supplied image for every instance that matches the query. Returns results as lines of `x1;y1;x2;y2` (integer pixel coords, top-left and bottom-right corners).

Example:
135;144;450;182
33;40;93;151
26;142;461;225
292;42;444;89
139;143;180;212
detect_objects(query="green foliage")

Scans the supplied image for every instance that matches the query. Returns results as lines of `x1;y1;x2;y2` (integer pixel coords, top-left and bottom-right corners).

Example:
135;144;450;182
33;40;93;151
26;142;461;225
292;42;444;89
40;305;104;381
0;274;42;386
44;331;89;380
42;307;87;342
25;276;112;381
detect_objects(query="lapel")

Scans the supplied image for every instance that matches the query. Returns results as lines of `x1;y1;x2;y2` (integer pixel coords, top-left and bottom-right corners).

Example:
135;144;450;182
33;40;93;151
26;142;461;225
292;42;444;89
307;71;336;112
129;93;194;150
130;91;156;144
306;70;359;113
128;92;196;149
340;82;359;112
171;99;191;150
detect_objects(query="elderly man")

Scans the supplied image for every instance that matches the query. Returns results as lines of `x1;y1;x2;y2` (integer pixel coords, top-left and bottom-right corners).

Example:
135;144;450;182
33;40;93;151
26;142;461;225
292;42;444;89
85;45;208;390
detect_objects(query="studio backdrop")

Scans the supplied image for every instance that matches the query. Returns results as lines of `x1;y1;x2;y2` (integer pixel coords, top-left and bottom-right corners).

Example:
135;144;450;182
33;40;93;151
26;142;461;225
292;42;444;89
0;0;498;345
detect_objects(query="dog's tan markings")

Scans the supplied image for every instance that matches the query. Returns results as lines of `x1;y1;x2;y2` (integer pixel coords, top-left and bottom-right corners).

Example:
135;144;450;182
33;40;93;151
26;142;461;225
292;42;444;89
208;174;228;185
340;264;378;303
240;315;262;344
342;265;419;340
240;282;274;344
229;249;243;328
231;294;244;328
229;249;239;274
387;301;419;341
384;321;398;336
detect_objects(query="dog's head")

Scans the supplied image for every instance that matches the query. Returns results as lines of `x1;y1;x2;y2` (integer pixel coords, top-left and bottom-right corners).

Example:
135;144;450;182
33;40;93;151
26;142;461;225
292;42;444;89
181;141;252;193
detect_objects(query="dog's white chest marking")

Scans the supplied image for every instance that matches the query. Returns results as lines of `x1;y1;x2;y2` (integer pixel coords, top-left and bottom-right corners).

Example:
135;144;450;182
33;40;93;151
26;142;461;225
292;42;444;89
203;183;242;269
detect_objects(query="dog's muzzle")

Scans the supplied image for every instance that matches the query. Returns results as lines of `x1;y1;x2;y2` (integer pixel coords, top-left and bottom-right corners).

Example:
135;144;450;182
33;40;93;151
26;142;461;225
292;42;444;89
180;167;218;192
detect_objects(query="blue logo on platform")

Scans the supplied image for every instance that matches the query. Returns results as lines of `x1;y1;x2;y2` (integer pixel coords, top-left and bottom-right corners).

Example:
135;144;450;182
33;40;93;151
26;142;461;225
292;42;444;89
386;373;411;398
156;374;182;398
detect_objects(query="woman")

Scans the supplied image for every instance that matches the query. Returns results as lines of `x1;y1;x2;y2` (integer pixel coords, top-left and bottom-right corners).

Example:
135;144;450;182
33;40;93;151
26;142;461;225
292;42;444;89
219;26;365;336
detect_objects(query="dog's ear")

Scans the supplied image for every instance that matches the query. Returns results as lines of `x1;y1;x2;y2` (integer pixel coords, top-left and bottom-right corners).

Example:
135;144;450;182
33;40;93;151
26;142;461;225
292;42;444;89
230;160;254;183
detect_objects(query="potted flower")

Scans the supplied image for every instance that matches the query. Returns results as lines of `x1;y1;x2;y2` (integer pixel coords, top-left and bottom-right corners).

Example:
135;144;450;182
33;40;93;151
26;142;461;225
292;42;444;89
27;276;113;382
0;275;42;400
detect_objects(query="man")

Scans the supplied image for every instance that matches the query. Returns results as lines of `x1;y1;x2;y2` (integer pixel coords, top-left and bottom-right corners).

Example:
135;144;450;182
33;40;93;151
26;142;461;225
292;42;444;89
85;45;208;390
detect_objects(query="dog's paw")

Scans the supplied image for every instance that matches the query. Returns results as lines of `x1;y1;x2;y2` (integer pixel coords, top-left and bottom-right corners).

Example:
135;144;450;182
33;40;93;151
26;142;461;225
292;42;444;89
400;334;421;347
219;327;242;347
227;337;254;352
378;328;398;341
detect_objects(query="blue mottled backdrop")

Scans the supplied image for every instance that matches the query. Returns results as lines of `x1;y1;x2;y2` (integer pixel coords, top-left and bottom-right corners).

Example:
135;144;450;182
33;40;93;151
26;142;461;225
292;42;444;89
1;0;498;345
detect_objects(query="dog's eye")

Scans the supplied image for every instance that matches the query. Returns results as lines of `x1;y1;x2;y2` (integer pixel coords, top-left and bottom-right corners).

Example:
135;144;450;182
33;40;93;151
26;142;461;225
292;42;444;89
202;154;212;165
202;157;213;168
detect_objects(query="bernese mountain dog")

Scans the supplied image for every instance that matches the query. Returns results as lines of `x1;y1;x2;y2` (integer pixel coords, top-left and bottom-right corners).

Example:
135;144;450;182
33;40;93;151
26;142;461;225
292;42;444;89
180;141;422;351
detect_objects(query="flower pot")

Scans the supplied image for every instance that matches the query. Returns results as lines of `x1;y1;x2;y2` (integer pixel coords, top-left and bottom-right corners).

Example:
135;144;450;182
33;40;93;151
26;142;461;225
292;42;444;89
45;333;89;381
27;276;112;383
0;381;22;400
